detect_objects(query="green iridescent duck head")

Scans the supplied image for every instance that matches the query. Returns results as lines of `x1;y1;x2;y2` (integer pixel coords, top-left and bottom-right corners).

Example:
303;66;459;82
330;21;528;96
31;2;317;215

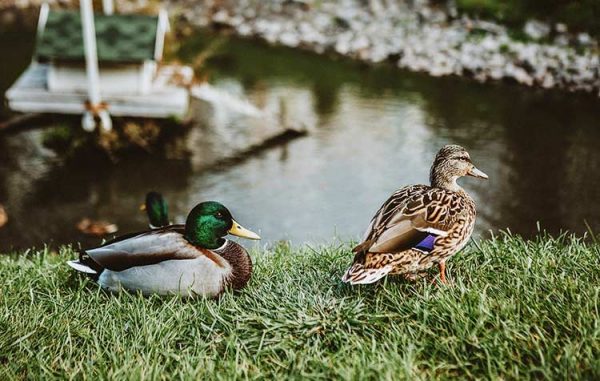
429;145;488;191
185;201;260;249
141;192;169;228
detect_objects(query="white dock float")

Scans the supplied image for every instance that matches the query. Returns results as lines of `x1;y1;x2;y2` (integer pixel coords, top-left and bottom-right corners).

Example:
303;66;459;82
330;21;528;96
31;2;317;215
7;63;192;118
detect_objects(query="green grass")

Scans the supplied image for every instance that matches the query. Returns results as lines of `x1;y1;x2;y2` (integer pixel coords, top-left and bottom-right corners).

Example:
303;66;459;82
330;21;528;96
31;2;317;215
1;234;599;379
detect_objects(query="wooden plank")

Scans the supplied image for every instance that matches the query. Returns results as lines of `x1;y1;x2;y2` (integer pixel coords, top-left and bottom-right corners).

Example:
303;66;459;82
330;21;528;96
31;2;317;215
8;100;187;118
0;113;49;133
208;127;308;169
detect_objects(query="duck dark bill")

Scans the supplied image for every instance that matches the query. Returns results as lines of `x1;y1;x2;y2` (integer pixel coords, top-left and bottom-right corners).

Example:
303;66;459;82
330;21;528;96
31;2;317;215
229;219;261;240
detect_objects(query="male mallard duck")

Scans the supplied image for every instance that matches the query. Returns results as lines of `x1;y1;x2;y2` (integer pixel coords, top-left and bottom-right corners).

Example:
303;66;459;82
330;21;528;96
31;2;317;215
140;191;170;228
68;201;260;297
342;145;488;285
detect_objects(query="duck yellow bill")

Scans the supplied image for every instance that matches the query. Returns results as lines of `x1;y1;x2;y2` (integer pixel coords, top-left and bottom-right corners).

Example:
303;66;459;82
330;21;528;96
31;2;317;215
468;166;489;179
229;219;261;240
139;204;146;211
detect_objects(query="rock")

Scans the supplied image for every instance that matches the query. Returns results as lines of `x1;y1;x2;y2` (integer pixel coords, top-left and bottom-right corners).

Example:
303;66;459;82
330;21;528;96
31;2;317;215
541;72;555;88
524;20;550;40
481;36;500;51
505;63;533;86
280;31;300;47
212;10;231;24
577;33;592;46
238;23;253;36
555;23;568;34
554;35;569;47
334;32;352;55
350;35;370;52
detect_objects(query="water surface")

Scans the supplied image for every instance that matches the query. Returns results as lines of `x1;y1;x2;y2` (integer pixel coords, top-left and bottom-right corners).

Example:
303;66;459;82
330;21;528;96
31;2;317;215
1;25;599;251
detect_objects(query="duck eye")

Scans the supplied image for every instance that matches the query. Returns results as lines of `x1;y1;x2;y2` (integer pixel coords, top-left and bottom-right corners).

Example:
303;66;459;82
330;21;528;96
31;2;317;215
215;212;224;219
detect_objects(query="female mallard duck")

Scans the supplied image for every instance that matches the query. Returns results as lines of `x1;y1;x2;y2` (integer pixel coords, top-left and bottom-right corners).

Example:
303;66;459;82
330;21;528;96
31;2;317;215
68;201;261;297
342;145;488;285
140;191;170;228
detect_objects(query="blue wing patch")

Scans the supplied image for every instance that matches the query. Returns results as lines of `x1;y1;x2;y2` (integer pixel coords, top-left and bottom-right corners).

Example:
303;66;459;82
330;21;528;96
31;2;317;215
415;234;436;253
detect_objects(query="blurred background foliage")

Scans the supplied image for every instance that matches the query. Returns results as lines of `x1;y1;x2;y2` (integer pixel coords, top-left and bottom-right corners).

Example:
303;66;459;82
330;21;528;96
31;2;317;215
435;0;600;37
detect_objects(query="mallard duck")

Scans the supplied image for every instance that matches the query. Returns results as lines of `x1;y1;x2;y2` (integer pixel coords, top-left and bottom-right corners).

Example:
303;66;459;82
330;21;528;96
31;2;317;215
140;191;170;228
342;145;488;285
68;201;261;297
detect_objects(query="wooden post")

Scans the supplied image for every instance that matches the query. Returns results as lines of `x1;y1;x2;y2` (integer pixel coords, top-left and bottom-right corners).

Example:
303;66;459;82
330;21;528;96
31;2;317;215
80;0;101;112
36;3;50;44
80;0;111;131
154;9;169;60
102;0;114;15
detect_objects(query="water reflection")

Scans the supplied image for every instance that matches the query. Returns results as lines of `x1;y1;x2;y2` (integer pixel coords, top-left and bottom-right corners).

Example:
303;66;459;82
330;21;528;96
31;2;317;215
1;28;599;251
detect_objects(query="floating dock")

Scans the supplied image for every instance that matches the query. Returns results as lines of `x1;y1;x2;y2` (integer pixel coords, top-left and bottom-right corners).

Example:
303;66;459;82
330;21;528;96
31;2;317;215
5;3;192;131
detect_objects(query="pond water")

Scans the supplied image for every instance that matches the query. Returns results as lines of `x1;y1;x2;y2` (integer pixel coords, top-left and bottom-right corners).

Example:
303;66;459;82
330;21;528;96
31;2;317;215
1;24;600;251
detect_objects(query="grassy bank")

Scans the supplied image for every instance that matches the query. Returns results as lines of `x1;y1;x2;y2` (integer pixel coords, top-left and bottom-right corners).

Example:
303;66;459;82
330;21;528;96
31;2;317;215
1;234;599;379
451;0;600;37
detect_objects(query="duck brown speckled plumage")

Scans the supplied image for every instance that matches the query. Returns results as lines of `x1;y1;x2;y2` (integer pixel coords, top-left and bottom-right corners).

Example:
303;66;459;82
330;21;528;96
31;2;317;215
342;145;488;285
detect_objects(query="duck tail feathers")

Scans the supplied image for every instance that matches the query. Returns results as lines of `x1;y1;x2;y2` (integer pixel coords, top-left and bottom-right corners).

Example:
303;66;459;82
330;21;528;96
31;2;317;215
67;250;104;276
67;260;98;274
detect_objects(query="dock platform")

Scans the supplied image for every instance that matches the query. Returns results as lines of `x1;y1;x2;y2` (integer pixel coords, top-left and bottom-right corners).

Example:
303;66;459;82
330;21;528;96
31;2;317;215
6;63;192;119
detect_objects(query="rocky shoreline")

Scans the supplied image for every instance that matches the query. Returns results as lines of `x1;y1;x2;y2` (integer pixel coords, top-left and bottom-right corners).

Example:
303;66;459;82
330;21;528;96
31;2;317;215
177;0;599;96
1;0;599;96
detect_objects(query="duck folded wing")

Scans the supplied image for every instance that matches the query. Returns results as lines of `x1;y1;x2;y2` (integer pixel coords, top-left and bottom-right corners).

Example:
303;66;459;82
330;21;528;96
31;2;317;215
85;227;203;272
354;187;458;254
367;213;448;253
